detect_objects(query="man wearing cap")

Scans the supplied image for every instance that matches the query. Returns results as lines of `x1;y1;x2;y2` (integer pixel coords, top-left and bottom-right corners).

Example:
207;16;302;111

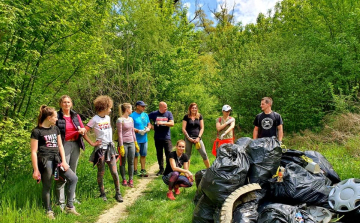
130;101;151;177
253;97;283;142
148;101;174;176
212;105;236;156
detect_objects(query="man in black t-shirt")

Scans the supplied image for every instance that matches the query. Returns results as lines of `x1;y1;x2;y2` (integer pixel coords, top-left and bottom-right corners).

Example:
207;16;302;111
253;97;283;142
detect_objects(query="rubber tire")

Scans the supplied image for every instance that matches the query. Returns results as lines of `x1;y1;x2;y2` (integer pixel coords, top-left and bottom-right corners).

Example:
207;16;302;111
219;183;261;223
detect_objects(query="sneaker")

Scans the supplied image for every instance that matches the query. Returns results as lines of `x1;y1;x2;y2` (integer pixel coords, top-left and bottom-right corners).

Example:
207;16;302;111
99;193;107;201
122;179;128;186
128;179;134;188
133;170;138;175
46;210;55;220
65;206;81;216
174;187;180;195
59;203;66;212
138;169;149;177
166;191;176;200
74;198;81;205
115;193;123;203
156;169;164;176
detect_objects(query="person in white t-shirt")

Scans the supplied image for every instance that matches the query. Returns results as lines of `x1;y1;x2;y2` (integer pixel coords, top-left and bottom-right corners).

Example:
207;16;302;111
85;95;123;203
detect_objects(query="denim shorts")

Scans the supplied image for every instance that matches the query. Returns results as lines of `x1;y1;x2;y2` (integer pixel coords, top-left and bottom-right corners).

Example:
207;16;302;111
135;141;148;157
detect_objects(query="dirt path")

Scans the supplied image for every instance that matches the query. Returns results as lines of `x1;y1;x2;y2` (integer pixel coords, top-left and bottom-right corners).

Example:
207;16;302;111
96;163;159;223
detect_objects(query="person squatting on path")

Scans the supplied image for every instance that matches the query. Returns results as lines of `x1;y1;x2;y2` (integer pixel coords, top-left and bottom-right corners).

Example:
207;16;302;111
149;101;174;176
86;95;123;202
31;105;79;220
162;140;194;200
212;105;236;156
55;95;86;210
253;97;283;142
130;101;151;177
182;103;210;168
116;103;140;188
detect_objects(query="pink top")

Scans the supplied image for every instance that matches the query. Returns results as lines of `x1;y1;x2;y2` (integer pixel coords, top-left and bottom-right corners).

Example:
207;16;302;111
64;115;84;141
116;117;136;146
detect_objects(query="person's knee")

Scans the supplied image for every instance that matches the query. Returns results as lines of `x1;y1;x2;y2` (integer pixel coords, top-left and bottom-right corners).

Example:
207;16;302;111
171;172;179;177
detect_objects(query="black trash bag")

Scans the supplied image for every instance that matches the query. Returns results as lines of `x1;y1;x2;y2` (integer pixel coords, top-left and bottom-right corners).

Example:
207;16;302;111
245;137;282;184
193;195;216;223
194;169;207;205
195;169;207;188
305;150;341;184
281;149;308;168
235;137;253;149
200;143;250;206
339;207;360;222
232;190;266;223
232;200;258;223
269;162;332;208
258;203;316;223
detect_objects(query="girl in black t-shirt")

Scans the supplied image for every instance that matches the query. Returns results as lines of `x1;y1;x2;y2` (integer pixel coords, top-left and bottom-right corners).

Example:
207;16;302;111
162;140;194;200
182;103;210;168
30;105;79;219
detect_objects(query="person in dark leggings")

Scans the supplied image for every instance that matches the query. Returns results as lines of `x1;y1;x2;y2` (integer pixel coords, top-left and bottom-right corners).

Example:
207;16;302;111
85;95;123;202
31;105;79;219
162;140;194;200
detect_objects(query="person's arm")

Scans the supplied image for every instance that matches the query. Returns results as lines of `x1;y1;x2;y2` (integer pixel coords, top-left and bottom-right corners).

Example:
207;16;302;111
277;125;283;142
158;119;174;127
182;120;194;143
30;139;41;180
77;114;86;135
169;158;192;175
195;119;205;143
216;117;234;132
182;161;194;182
116;119;123;146
131;118;137;142
253;126;259;139
83;126;101;146
223;120;235;135
58;134;70;171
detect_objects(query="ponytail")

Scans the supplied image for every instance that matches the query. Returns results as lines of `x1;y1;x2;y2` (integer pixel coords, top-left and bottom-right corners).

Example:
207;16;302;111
37;105;56;126
118;103;131;116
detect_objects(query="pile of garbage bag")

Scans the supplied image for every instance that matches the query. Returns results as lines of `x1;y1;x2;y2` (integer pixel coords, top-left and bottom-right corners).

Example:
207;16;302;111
193;137;359;223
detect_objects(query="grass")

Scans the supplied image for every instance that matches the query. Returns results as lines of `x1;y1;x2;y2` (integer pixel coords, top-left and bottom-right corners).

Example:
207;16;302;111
1;114;360;222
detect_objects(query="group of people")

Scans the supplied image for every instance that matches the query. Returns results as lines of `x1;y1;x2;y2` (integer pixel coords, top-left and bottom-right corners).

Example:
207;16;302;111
30;95;283;219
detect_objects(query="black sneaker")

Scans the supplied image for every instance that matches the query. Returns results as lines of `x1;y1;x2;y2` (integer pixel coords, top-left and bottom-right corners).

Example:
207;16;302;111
99;193;107;201
114;193;123;203
156;169;164;176
133;170;138;175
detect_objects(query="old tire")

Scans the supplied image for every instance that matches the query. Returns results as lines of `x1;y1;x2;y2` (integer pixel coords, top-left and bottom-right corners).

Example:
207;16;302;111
219;183;261;223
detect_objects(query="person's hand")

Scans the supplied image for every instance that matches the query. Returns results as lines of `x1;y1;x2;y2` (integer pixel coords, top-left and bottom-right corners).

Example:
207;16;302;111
194;137;200;143
92;140;102;147
145;127;150;132
33;169;41;180
156;121;164;126
220;133;225;140
119;145;125;157
138;130;146;135
61;162;70;171
225;118;234;125
135;142;140;153
78;127;86;135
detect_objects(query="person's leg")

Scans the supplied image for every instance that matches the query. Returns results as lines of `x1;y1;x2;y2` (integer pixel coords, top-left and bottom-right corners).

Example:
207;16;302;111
106;156;122;202
184;137;193;166
125;142;135;181
198;140;210;168
140;142;148;176
55;141;72;206
176;175;193;188
166;172;179;200
164;139;173;170
155;140;165;171
42;161;54;211
60;167;78;209
96;155;106;196
134;155;138;174
68;142;80;202
119;145;128;182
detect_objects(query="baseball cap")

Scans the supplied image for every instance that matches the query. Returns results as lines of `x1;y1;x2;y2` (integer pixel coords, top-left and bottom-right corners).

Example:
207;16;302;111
222;105;232;111
135;101;147;106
